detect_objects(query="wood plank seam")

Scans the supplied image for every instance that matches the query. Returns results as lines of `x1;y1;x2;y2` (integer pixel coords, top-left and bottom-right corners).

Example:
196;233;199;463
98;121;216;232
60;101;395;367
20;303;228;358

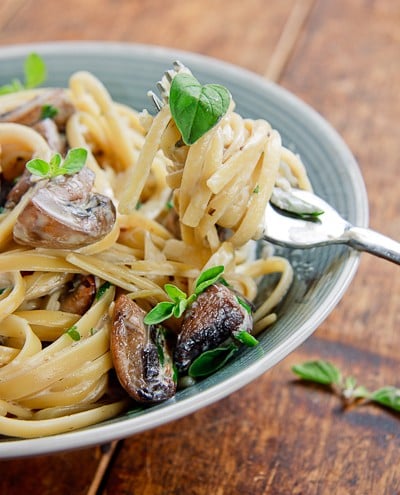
264;0;317;82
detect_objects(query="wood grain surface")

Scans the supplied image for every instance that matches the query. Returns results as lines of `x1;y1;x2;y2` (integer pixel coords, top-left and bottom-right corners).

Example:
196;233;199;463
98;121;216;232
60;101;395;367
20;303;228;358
0;1;399;494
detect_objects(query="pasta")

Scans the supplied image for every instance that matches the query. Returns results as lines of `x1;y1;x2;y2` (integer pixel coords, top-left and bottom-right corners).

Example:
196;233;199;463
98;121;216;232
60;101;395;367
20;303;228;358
0;66;310;438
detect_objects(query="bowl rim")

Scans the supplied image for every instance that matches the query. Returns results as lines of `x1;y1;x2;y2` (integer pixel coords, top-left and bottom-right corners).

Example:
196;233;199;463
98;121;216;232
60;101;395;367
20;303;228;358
0;41;368;459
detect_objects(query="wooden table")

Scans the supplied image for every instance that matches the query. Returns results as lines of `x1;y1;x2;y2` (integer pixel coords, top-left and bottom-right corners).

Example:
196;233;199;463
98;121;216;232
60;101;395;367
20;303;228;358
1;1;399;493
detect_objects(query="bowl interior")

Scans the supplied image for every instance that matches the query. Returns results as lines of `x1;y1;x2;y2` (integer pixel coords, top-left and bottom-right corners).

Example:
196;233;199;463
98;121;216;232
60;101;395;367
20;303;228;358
0;42;368;458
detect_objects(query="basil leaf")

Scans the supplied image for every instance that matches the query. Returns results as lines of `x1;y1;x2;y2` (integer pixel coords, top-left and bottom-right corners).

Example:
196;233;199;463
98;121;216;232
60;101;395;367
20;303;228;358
24;52;47;89
194;265;225;295
66;325;81;341
292;360;341;385
26;158;50;178
370;386;400;412
144;301;175;325
164;283;187;302
234;330;259;347
188;343;239;378
60;148;87;175
169;73;231;145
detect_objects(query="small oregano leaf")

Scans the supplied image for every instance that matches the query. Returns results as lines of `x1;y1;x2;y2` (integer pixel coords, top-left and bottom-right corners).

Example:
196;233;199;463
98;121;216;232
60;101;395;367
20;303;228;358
24;52;47;89
0;53;46;95
41;104;59;120
188;343;239;378
164;283;187;302
60;148;88;175
66;325;81;341
26;147;87;180
270;188;324;219
95;281;111;301
144;301;176;325
194;265;225;295
26;158;50;178
234;330;259;347
292;360;342;385
370;387;400;412
169;73;231;145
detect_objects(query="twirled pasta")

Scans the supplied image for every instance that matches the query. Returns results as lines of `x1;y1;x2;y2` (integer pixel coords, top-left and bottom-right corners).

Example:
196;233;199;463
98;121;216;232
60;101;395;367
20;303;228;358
0;68;310;438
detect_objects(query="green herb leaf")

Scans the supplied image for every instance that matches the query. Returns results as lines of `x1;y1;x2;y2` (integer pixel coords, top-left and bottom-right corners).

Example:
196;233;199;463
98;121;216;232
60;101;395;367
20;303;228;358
26;147;87;180
24;52;47;89
370;386;400;412
164;283;187;302
0;79;24;95
236;295;252;314
66;325;81;341
270;188;324;219
41;104;59;120
173;298;188;318
144;301;176;325
188;343;239;378
0;53;46;95
169;73;231;145
292;360;341;385
26;158;50;178
96;281;111;300
194;265;225;295
48;153;62;176
59;148;88;175
234;330;259;347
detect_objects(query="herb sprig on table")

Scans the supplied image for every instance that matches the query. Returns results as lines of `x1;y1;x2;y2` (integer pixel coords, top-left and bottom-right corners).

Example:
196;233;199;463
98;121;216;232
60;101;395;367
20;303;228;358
292;359;400;413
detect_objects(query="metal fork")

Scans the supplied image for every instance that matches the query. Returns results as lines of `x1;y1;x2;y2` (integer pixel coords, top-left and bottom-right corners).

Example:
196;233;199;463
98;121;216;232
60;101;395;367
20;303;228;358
147;64;400;265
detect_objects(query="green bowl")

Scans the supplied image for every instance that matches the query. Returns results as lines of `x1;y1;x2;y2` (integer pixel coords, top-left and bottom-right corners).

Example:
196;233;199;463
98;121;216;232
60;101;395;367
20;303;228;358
0;42;368;458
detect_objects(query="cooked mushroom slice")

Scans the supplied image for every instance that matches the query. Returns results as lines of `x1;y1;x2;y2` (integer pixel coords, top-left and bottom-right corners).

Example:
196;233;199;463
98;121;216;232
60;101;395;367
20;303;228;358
174;283;253;373
13;166;116;249
33;118;66;153
0;175;14;208
59;274;96;315
5;168;33;209
0;89;75;130
111;295;176;403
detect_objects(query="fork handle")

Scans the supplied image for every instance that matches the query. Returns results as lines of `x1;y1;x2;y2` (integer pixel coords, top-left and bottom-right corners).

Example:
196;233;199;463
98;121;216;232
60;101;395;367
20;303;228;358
345;226;400;264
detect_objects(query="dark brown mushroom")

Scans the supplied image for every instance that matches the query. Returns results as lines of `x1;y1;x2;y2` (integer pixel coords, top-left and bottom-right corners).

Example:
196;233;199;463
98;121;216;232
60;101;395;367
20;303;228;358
13;166;116;249
5;168;33;209
59;274;96;315
111;295;176;403
174;283;253;373
0;89;75;130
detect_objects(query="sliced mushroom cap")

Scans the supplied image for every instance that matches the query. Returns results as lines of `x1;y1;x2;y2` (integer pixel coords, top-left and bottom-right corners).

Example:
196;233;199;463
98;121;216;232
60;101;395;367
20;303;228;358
111;295;176;403
33;118;66;153
0;89;75;130
174;283;253;373
5;168;33;209
13;166;116;249
59;274;96;315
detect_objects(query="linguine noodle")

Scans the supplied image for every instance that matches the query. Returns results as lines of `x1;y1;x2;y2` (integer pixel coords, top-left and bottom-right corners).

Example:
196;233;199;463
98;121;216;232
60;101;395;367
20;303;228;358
0;69;310;438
